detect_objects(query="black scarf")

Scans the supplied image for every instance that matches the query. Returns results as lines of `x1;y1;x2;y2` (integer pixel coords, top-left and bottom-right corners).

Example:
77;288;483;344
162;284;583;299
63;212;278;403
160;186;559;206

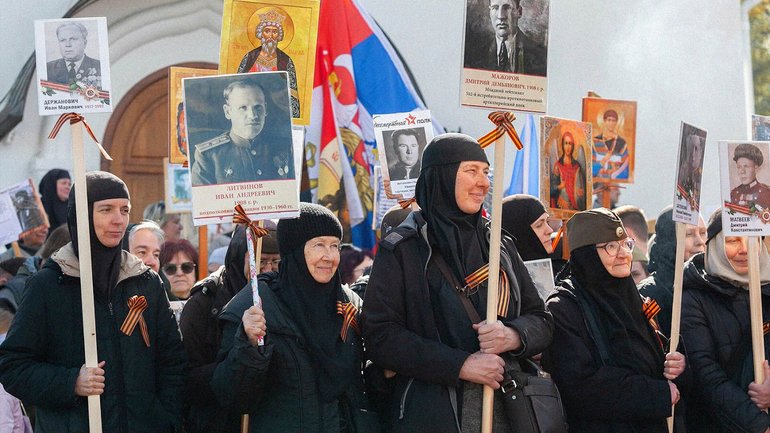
274;246;356;403
39;169;70;229
67;172;129;301
415;163;488;283
569;246;663;376
501;194;549;261
222;226;248;300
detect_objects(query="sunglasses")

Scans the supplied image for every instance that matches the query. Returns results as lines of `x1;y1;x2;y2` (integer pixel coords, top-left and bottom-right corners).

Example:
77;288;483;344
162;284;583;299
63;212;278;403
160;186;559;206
163;262;196;275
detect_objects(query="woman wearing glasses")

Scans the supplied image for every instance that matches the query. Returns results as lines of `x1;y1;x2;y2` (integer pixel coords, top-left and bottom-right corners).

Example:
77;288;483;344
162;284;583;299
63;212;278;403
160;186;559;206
542;208;686;433
160;239;198;300
680;210;770;433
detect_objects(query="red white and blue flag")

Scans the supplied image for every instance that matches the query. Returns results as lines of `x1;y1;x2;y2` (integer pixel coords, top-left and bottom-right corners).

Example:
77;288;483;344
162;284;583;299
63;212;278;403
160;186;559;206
305;0;442;248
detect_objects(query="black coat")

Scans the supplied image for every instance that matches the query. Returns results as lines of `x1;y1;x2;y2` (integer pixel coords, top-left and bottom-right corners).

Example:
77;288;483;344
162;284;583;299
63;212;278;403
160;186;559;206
361;212;553;433
0;244;186;433
210;273;368;433
680;253;770;433
541;279;673;433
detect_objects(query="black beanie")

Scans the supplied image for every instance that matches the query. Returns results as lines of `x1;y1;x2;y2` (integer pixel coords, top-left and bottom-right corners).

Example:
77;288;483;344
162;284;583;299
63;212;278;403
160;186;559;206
277;203;343;256
706;208;722;244
67;171;130;254
420;133;488;170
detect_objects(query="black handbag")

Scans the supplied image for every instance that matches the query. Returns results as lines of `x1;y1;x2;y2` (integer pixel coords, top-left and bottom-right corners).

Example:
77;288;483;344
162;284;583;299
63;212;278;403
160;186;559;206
432;253;568;433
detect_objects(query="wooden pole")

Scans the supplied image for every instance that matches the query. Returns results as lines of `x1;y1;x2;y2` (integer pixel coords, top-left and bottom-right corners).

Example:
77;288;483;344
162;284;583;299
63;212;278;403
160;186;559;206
666;222;687;432
748;237;765;385
481;135;506;433
601;183;612;209
71;120;103;433
198;225;208;281
10;242;21;258
240;220;265;433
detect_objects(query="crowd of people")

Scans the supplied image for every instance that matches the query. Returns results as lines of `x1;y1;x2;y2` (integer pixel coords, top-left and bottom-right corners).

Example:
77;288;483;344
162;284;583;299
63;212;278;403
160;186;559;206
0;132;767;433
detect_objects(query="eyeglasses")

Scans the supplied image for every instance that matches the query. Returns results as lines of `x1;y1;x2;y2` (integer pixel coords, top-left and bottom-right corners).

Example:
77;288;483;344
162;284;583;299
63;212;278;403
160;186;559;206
595;238;635;257
163;262;196;275
259;259;281;267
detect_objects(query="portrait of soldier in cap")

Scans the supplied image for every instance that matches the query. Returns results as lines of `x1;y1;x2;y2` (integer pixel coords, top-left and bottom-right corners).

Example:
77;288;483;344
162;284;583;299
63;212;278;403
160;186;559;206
237;9;300;118
730;142;770;210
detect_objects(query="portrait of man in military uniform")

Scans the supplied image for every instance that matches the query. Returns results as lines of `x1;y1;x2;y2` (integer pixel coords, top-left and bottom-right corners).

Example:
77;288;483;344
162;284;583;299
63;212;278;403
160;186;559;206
185;73;294;187
730;142;770;210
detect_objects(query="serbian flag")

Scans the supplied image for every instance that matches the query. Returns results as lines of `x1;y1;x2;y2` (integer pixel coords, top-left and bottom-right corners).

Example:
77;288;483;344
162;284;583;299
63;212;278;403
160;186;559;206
305;0;442;249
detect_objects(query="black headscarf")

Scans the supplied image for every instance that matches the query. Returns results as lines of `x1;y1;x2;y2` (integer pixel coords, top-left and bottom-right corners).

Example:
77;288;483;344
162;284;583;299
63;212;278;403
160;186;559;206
222;225;248;299
67;171;130;300
39;169;71;229
415;133;490;283
568;246;662;376
274;203;354;403
501;194;549;261
648;206;676;288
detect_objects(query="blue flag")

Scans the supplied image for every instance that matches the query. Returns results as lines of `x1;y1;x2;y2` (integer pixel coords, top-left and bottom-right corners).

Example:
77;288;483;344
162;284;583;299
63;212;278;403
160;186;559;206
506;114;540;197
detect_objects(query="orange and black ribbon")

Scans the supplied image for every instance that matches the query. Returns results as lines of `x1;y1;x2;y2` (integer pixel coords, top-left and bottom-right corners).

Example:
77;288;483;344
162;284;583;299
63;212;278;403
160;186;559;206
551;225;566;252
477;112;523;150
48;113;113;160
642;297;665;349
764;321;770;336
232;204;270;250
464;264;510;318
120;295;150;347
398;197;416;209
336;301;359;341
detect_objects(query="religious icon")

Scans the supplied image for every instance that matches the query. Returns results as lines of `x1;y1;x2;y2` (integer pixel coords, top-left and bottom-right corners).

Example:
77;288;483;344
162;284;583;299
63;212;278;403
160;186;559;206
168;67;217;165
582;97;637;183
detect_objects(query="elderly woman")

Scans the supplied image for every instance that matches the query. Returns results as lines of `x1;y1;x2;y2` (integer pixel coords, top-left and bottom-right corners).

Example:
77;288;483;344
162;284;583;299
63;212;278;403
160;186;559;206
363;133;553;432
681;210;770;433
542;208;686;433
160;239;198;300
211;203;370;432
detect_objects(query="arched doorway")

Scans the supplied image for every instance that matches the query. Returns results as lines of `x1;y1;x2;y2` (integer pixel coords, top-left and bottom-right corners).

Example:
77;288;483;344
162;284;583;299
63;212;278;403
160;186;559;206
101;62;216;223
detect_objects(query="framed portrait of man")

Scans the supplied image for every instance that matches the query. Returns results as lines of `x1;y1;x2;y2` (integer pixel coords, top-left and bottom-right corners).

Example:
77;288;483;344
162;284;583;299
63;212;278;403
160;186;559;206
164;158;193;214
168;67;217;165
460;0;550;113
539;116;593;220
672;122;707;226
183;71;298;225
0;179;49;246
34;17;112;116
373;110;434;199
719;140;770;235
582;97;637;183
219;0;320;125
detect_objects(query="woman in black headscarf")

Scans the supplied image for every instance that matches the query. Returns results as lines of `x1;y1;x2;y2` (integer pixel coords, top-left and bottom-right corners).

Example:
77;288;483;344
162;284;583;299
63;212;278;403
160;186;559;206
38;169;71;229
211;203;370;433
179;225;248;433
501;194;553;262
363;133;553;433
542;208;686;433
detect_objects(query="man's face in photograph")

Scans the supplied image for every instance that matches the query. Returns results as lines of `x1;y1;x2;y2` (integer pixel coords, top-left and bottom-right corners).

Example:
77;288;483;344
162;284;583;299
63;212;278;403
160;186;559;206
57;25;87;62
489;0;521;39
395;133;420;167
736;157;759;186
224;85;266;140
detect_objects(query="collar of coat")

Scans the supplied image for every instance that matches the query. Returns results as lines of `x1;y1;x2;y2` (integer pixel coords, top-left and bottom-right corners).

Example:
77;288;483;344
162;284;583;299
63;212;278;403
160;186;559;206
51;242;150;285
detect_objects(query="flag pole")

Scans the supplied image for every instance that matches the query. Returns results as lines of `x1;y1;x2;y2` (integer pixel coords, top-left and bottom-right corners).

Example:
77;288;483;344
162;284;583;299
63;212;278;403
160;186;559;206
481;134;506;433
666;222;687;432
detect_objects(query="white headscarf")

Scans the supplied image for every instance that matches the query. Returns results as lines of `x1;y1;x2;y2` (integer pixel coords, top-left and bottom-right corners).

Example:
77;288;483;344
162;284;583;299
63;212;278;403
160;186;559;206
705;232;770;288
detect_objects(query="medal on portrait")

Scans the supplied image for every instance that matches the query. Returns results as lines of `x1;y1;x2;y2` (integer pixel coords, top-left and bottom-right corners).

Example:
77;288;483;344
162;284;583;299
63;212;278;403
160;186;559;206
720;140;770;235
219;0;320;125
582;97;637;183
539;116;593;220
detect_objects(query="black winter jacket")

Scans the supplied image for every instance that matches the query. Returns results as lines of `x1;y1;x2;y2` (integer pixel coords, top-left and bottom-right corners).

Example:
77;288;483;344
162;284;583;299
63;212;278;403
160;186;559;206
0;243;186;433
211;273;369;433
361;212;553;433
542;279;674;433
680;253;770;433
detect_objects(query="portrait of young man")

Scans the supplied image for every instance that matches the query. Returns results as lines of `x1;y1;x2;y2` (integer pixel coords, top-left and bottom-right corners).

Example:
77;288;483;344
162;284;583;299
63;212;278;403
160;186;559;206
388;128;425;181
730;142;770;210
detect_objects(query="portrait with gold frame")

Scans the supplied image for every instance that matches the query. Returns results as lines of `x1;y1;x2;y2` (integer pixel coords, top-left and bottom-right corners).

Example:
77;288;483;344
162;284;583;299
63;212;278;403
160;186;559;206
582;97;637;183
168;66;217;165
219;0;320;125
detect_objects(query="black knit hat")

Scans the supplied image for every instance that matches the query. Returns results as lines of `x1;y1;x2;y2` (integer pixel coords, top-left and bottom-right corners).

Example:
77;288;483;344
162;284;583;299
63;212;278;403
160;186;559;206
566;208;628;253
277;203;343;255
420;133;488;170
68;171;130;209
706;208;723;244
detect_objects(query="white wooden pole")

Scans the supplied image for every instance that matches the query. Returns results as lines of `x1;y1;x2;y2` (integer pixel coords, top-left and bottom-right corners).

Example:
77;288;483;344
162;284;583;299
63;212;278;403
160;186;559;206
666;222;687;432
748;237;765;386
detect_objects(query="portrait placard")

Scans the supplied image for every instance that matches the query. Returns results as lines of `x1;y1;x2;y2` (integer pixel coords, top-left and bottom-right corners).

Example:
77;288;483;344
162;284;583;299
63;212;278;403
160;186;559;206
372;165;400;230
539;116;592;220
719;141;770;236
582;97;637;183
164;158;193;214
183;71;298;225
0;179;49;246
672;122;707;225
460;0;549;113
34;17;112;116
523;258;554;301
168;67;218;165
752;114;770;141
219;0;320;125
373;110;433;199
